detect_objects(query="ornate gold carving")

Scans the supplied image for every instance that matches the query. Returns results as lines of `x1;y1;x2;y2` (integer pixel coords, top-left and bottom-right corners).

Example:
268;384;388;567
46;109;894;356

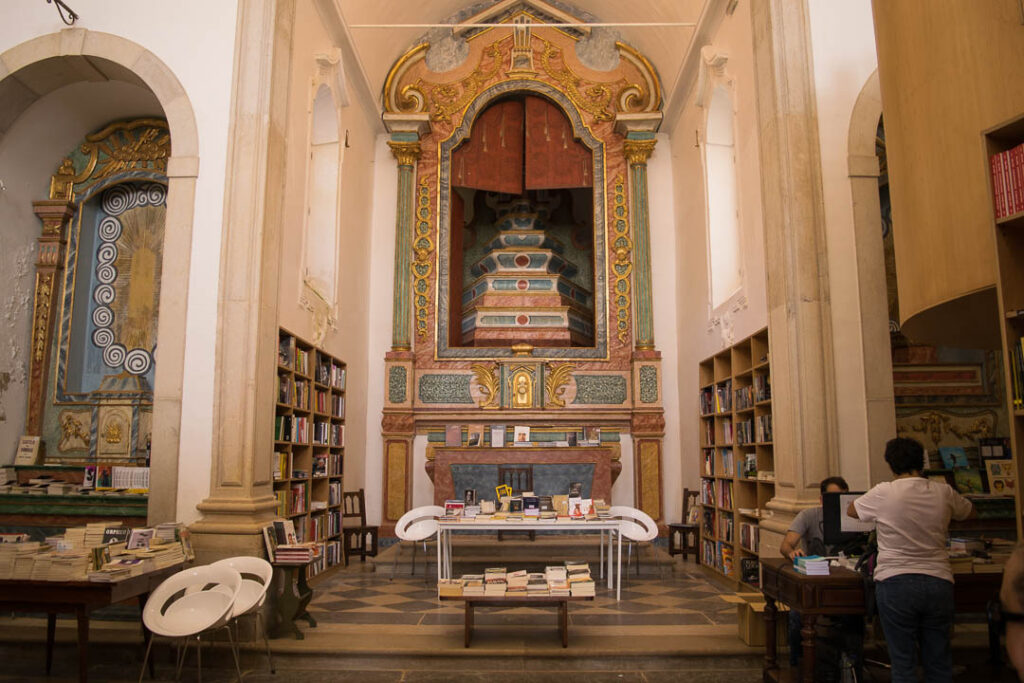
384;43;430;114
49;158;76;201
58;409;90;452
411;178;434;339
623;138;657;165
545;363;575;408
470;364;500;410
611;174;633;344
511;343;534;356
407;42;504;124
102;420;123;444
510;369;534;409
388;141;422;166
615;42;662;113
896;409;995;450
75;118;170;184
32;274;53;363
508;15;537;75
539;38;624;122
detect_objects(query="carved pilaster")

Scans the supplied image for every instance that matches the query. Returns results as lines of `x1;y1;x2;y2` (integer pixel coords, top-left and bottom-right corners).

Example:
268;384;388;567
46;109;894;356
388;139;422;351
622;133;657;351
26;201;76;438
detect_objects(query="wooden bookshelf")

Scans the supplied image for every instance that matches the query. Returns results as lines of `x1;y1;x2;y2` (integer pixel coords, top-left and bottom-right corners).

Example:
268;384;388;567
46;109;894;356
985;114;1024;540
698;327;773;589
275;328;346;577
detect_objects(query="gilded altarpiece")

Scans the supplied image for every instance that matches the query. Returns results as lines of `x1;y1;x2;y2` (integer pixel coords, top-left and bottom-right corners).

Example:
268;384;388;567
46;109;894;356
380;3;666;530
26;119;169;462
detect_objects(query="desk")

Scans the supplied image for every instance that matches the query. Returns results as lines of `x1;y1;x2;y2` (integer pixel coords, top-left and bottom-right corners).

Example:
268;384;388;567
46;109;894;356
436;519;623;599
759;558;1002;683
0;565;183;683
439;594;594;647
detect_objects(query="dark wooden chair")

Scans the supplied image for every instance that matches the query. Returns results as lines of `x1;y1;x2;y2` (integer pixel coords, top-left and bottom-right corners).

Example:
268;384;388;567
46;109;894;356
341;489;379;565
497;465;535;541
667;488;700;563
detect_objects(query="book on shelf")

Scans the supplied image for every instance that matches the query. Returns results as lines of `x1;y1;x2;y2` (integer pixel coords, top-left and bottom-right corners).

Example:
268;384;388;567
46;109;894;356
581;426;600;446
990;142;1024;218
722;419;733;445
490;425;506;447
742;453;757;478
740;557;760;587
445;424;462;447
703;449;714;476
721;449;734;477
739;522;759;552
466;424;484;447
699;387;714;415
715;380;732;412
513;425;531;445
278;336;293;368
14;436;41;466
753;373;771;402
701;478;714;506
734;385;754;411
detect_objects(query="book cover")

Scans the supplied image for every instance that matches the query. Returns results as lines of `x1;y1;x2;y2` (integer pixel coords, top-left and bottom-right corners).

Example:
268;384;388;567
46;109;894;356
262;524;278;561
939;446;969;469
445;424;462;447
513;425;530;445
82;465;97;490
985;459;1016;495
96;465;114;490
126;527;155;550
953;467;984;494
582;426;601;446
490;425;506;447
14;436;41;466
467;424;484;447
102;527;130;545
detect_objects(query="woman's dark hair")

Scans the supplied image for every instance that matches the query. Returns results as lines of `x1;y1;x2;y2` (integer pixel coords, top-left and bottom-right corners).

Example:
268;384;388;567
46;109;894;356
884;437;925;475
819;476;849;494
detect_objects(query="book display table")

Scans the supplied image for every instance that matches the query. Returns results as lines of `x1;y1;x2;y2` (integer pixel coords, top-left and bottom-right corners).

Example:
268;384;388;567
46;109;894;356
269;561;317;640
440;594;594;647
759;558;1003;683
437;519;624;599
0;564;183;683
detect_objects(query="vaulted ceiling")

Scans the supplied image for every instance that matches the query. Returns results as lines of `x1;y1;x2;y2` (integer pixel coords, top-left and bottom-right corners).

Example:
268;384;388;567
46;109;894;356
334;0;713;129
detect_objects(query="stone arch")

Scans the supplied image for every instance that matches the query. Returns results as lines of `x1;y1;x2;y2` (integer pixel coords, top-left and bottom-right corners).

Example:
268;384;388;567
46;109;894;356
0;29;200;523
846;69;896;485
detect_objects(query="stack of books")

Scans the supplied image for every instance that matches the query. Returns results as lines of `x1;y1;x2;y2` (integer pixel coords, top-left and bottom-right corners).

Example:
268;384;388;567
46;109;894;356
438;578;463;597
527;572;549;596
274;543;317;564
85;521;121;547
506;569;528;594
484;567;507;596
46;551;90;581
794;555;830;576
461;574;484;596
0;542;43;579
566;560;595;596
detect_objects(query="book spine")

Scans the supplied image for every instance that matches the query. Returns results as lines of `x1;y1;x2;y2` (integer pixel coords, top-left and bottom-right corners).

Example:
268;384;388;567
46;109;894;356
994;151;1006;219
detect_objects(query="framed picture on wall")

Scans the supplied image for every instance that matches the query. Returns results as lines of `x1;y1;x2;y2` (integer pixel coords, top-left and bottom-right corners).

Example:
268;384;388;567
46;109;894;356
985;459;1016;495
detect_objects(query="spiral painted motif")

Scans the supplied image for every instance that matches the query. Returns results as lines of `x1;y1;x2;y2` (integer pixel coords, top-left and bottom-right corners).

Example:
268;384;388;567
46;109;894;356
96;264;117;284
145;183;167;205
92;305;113;327
102;343;126;367
124;349;152;375
92;284;115;305
98;216;122;241
101;184;133;215
91;328;114;347
96;243;118;265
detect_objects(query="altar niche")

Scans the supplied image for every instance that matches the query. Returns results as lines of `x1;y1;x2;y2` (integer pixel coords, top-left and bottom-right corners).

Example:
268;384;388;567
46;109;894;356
449;94;596;349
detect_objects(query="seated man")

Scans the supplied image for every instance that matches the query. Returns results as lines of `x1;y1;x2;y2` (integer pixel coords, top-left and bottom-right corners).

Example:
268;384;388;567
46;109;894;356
780;476;855;676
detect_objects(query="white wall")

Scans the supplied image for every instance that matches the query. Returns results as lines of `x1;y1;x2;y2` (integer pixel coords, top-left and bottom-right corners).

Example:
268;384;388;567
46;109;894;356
0;1;240;522
806;0;881;489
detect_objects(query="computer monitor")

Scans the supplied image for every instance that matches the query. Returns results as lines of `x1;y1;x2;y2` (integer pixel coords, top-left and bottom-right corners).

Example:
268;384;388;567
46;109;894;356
822;491;875;547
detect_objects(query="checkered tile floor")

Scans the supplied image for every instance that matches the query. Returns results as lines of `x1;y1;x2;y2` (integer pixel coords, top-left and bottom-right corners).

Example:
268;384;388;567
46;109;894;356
307;563;739;628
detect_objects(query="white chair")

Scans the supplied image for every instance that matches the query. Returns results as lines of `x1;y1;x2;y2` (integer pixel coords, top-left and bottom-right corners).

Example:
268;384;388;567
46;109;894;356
609;505;661;585
391;505;444;582
211;556;275;675
138;564;243;683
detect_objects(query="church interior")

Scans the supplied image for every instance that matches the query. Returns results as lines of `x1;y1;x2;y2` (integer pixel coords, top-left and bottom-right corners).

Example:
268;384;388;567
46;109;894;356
0;0;1023;680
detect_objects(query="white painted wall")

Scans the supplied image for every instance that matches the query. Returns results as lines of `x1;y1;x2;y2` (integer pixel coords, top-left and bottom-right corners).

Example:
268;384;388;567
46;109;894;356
0;80;162;464
806;0;881;490
0;1;240;522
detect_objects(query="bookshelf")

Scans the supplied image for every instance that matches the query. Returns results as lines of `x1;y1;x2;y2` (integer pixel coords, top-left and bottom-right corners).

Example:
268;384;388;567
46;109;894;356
986;113;1024;540
697;328;773;589
275;328;346;577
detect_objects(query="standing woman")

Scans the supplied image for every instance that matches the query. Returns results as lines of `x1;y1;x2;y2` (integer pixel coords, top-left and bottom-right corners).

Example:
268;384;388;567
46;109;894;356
847;437;974;683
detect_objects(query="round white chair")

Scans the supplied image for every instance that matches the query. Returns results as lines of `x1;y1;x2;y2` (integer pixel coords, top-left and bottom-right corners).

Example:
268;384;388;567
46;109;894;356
138;564;243;683
211;556;275;675
609;505;660;585
391;505;444;581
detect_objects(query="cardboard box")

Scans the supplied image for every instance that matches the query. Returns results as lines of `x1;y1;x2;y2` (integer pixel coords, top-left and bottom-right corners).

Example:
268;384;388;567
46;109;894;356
720;592;789;647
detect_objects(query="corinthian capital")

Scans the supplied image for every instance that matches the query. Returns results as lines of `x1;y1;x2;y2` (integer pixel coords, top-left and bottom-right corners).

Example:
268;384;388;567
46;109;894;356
623;138;657;166
388;141;422;166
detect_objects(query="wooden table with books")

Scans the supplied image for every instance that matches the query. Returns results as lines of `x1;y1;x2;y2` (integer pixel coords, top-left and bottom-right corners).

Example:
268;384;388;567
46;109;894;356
759;557;1003;683
439;594;594;647
0;563;184;683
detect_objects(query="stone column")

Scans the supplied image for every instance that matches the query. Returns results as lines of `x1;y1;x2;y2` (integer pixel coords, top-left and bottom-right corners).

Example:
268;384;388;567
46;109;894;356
622;133;658;351
387;137;421;351
749;0;838;551
25;200;76;442
191;0;295;562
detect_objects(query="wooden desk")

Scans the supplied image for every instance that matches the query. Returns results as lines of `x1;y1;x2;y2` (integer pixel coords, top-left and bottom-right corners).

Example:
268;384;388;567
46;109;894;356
269;561;317;640
439;594;594;647
0;565;183;683
759;558;1002;683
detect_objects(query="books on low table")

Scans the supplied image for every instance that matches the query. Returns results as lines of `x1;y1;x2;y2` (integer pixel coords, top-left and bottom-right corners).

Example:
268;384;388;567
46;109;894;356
794;555;830;576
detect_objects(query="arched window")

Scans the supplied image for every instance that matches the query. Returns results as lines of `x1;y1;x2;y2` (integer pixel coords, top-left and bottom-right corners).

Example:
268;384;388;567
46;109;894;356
303;85;341;303
705;85;742;309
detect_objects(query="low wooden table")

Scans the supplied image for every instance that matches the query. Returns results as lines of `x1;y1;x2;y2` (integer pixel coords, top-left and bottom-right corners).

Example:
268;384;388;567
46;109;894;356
440;594;593;648
270;561;317;640
759;558;1002;683
0;564;183;683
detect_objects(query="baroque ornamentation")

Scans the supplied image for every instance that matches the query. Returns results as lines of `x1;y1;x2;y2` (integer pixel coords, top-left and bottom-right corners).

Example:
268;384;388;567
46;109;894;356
539;38;624;122
896;409;996;450
418;374;474;404
32;274;53;363
388;141;422;166
470;364;500;409
611;175;632;343
623;138;657;166
545;363;575;408
638;366;658;403
388;366;408;404
412;178;434;339
572;375;628;405
405;42;503;123
75;119;170;186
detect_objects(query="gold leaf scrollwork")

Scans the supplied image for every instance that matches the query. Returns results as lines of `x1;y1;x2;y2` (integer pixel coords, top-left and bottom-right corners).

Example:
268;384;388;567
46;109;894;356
611;175;632;344
76;118;170;184
32;274;53;363
411;178;434;339
410;42;504;124
623;139;657;166
539;39;625;123
471;364;500;410
388;141;422;167
545;363;575;408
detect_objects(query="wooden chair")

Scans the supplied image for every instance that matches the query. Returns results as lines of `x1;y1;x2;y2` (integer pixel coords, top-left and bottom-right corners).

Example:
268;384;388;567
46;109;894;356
497;465;535;541
667;488;700;564
341;489;379;565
